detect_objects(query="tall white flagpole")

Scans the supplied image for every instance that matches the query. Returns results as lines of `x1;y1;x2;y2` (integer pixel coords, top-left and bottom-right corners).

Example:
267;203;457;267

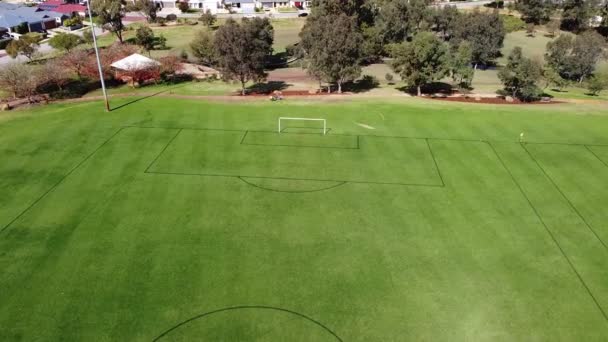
86;0;110;111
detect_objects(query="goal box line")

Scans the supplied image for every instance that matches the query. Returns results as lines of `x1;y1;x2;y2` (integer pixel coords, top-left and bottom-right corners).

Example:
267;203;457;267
278;117;327;135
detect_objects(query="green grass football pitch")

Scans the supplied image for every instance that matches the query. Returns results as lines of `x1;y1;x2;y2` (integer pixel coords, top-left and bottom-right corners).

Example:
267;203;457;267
1;98;608;340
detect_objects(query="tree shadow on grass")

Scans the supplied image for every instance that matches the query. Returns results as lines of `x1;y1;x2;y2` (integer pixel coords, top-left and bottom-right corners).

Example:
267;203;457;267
342;75;380;93
396;82;454;96
111;82;190;111
266;52;290;69
39;79;123;100
246;81;290;94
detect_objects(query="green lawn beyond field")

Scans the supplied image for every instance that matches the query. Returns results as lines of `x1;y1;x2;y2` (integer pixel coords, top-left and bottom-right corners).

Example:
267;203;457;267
1;97;608;340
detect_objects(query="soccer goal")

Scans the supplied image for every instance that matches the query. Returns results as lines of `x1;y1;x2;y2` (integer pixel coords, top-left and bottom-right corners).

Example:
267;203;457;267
278;117;327;135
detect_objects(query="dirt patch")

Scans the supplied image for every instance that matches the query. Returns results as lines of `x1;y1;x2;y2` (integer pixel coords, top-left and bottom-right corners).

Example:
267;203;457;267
429;96;562;105
267;68;316;84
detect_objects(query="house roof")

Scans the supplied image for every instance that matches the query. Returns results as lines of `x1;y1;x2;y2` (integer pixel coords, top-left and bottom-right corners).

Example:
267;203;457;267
0;3;20;10
38;2;86;13
53;4;87;13
111;53;161;71
0;5;63;28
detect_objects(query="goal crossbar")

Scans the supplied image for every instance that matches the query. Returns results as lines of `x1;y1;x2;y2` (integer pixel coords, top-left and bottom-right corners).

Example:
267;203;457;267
278;117;327;135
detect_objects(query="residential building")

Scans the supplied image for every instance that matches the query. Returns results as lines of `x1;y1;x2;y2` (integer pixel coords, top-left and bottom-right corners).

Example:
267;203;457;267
0;3;67;33
225;0;256;13
38;0;87;17
155;0;224;14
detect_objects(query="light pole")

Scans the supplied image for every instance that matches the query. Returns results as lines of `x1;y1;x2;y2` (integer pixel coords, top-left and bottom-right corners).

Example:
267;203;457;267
85;0;110;112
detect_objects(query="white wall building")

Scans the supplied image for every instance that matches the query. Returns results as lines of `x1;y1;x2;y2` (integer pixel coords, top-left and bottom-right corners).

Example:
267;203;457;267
154;0;309;13
155;0;223;14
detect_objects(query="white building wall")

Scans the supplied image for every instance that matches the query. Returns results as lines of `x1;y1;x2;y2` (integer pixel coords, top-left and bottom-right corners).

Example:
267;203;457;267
188;0;222;13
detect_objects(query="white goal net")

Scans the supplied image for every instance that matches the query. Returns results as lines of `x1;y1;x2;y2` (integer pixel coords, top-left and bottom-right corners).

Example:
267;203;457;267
278;117;327;135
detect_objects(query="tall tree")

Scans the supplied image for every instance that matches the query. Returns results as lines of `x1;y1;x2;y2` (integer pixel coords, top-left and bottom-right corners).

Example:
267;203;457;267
587;72;607;95
82;28;94;45
452;9;505;68
214;18;274;95
545;34;574;77
545;31;606;82
599;0;608;36
430;5;460;40
373;0;433;44
543;66;571;90
310;0;372;24
374;0;413;43
0;62;39;100
561;0;599;32
389;31;450;96
300;13;363;93
93;0;127;43
5;34;40;60
190;29;216;66
136;0;157;23
59;49;91;79
498;47;543;100
38;59;71;92
48;33;82;52
570;30;606;82
407;0;432;31
515;0;555;24
450;41;474;90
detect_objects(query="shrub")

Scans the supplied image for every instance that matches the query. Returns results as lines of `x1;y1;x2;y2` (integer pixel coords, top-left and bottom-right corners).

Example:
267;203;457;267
518;84;543;102
180;49;188;61
285;43;302;58
526;23;536;37
165;14;177;21
157;34;167;49
587;74;607;95
177;1;189;13
199;9;216;27
0;62;40;100
159;55;183;79
385;73;394;84
0;38;12;50
63;16;82;27
49;33;82;52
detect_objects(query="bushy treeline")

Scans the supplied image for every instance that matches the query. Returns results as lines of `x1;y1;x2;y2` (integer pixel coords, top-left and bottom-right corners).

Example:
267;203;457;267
295;0;607;99
0;44;181;103
189;17;274;95
296;0;505;94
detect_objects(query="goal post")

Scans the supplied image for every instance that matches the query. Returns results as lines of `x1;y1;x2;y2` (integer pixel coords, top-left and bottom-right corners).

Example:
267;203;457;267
278;117;327;135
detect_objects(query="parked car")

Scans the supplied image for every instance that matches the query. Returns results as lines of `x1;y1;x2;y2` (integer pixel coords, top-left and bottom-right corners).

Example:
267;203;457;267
0;35;13;49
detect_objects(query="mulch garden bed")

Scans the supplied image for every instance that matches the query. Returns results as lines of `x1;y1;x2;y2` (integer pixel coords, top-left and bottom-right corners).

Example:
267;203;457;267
235;90;348;96
428;96;561;105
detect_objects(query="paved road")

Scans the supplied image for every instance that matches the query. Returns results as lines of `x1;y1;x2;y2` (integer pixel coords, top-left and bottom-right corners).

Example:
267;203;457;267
0;43;53;65
433;0;501;8
0;26;104;66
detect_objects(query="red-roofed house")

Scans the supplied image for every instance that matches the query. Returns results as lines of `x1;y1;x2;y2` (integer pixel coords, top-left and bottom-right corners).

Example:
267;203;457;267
38;1;86;17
